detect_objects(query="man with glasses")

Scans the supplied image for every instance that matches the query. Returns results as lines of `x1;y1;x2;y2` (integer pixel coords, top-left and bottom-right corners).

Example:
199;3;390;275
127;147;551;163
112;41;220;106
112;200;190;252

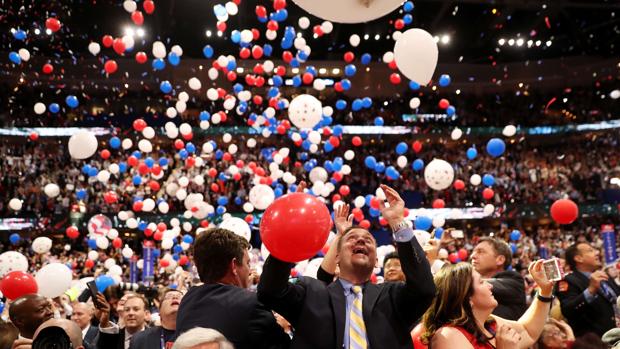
130;288;183;349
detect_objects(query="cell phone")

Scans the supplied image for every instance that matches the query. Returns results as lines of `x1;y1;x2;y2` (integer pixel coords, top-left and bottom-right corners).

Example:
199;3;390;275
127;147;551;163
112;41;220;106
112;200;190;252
451;230;464;239
87;281;102;309
542;258;564;282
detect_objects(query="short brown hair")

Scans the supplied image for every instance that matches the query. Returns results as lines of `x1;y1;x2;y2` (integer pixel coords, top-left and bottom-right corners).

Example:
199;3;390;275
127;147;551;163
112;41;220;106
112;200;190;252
158;288;183;304
124;294;149;310
193;228;250;283
478;237;512;270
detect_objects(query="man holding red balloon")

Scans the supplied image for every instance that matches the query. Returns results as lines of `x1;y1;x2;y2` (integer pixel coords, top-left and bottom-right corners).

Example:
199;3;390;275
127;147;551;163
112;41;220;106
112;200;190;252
258;184;435;349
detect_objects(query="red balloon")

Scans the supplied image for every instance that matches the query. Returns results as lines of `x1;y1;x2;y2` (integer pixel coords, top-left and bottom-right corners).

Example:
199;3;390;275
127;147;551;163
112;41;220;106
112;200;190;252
66;226;80;239
438;99;450;109
394;19;405;30
84;260;95;269
255;5;267;18
412;140;423;153
29;132;39;141
359;220;371;229
100;149;111;159
550;199;579;225
143;0;155;14
131;11;144;26
453;179;465;191
251;45;264;59
133;118;147;131
112;38;126;55
42;63;54;74
458;248;469;260
179;255;189;266
344;52;355;63
352;136;362;146
104;60;118;74
160;259;170;267
45;18;61;32
389;73;401;85
0;271;38;300
135;51;147;64
217;21;227;32
273;0;287;10
104;191;118;204
260;193;332;262
339;185;350;196
102;35;113;48
239;47;251;59
482;188;494;200
112;238;122;249
432;199;445;209
302;72;314;85
448;253;459;264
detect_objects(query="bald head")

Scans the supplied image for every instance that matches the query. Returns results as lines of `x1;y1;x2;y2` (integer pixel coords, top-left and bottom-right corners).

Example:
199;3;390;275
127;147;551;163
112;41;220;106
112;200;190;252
34;318;84;349
8;294;54;339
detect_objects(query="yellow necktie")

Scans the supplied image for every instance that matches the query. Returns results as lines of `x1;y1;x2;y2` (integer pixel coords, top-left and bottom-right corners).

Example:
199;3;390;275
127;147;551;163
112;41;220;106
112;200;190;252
349;285;367;349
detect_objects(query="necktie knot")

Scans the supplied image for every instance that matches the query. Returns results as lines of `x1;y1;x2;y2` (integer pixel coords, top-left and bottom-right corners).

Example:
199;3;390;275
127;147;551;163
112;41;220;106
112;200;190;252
352;285;362;295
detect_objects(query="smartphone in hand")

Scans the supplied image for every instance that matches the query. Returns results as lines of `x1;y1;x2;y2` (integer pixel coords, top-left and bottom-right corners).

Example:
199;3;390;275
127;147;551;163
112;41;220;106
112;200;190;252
87;281;102;309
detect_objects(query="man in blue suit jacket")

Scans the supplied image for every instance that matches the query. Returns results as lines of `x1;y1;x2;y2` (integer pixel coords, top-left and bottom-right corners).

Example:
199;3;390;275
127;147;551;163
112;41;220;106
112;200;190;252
258;184;436;349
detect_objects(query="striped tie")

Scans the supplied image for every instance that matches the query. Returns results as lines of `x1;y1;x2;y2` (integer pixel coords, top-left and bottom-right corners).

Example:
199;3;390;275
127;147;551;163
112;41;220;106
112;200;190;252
349;285;367;349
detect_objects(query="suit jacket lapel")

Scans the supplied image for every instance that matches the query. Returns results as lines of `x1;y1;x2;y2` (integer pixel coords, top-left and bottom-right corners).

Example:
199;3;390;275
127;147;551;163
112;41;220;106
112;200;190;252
362;283;380;321
328;281;346;348
149;327;162;349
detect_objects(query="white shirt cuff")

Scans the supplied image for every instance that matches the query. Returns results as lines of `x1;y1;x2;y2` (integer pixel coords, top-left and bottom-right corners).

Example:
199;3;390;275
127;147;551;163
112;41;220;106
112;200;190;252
99;322;120;334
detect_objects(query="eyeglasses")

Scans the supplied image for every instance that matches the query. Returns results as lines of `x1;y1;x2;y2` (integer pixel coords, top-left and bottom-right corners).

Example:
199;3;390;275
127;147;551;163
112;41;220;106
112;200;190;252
163;292;183;301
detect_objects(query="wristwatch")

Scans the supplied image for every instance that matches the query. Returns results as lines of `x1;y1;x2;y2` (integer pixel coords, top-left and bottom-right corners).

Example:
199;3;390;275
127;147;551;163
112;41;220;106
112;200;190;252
391;220;408;232
536;292;554;303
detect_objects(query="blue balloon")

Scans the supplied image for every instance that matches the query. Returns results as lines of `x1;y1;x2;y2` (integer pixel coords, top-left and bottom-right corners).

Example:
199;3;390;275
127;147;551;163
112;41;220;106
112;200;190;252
13;30;27;41
8;52;21;64
510;243;518;254
486;138;506;158
362;97;372;108
132;175;142;186
88;167;98;177
438;74;451;87
9;233;20;245
335;100;347;110
144;157;155;168
87;239;98;249
351;99;363;111
395;142;408;155
152;58;165;70
274;187;283;197
466;147;477;160
153;249;161;258
369;208;381;218
415;216;432;231
263;44;273;56
510;230;522;241
374;162;386;173
186;143;196;153
403;14;413;25
216;205;226;215
408;81;420;90
109;137;121;149
364;156;377;169
344;64;357;77
446;106;456;116
173;245;183;254
168;52;180;66
340;79;352;90
324;142;334;152
385;166;400;179
76;189;87;200
434;228;444;239
231;30;241;43
48;103;60;113
183;234;194;244
0;301;4;314
95;275;115;292
65;95;79;108
482;174;495;187
159;158;168;167
138;221;148;231
119;162;128;173
292;75;302;87
403;1;414;12
202;45;214;58
217;196;228;206
160;81;173;94
412;159;424;171
374;117;384;126
361;53;372;65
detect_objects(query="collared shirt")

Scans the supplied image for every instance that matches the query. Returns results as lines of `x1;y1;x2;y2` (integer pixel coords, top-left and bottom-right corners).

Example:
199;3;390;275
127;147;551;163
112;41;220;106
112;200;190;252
581;271;598;303
339;278;369;349
81;325;90;339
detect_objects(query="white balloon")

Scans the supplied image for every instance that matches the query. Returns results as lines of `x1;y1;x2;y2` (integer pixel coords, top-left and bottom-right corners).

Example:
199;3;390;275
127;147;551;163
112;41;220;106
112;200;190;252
483;204;495;215
32;237;52;254
309;167;328;183
68;130;98;159
138;139;152;153
247;138;257;148
166;107;178;119
122;35;134;51
9;198;22;211
349;34;361;47
299;16;310;29
161;239;174;250
249;184;275;210
424;159;455;191
118;211;129;221
152;41;166;59
122;138;133;150
341;164;351;175
18;48;30;62
502;125;517;137
126;218;138;229
88;250;99;261
208;68;219;81
243;202;255;213
432;216;445;228
179;123;192;135
188;77;202;90
96;170;110;183
178;176;190;187
344;150;355;161
0;251;29;278
142;127;155;139
397;156;408;168
158;201;170;214
36;263;72;298
171;45;183;57
96;236;109;249
470;174;481;186
313;79;326;91
121;246;134;259
451;127;463;140
108;265;123;276
610;90;620;100
142;198;155;212
107;228;119;240
321;21;333;33
44;183;60;198
296;0;403;24
288;94;322;129
382;51;394;63
219;217;251;241
108;163;119;174
409;97;421;109
176;188;188;201
394;28;438;85
183;222;193;232
225;1;238;15
354;196;365;208
207;88;219;101
104;258;116;270
34;102;46;114
88;42;101;55
123;0;137;13
178;91;189;103
308;130;321;144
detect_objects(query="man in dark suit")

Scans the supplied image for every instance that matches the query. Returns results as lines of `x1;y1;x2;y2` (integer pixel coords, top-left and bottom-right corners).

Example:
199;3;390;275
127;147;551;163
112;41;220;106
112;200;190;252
95;292;149;349
130;288;182;349
71;302;99;349
175;228;290;349
257;184;435;349
557;242;620;337
471;236;527;320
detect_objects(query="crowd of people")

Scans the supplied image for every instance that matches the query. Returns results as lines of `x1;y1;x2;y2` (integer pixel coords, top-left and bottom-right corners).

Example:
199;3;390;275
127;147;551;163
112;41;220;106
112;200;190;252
1;184;620;349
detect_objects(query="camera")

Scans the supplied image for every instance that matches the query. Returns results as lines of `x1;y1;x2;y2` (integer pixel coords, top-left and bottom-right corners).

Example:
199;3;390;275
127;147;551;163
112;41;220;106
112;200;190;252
32;327;73;349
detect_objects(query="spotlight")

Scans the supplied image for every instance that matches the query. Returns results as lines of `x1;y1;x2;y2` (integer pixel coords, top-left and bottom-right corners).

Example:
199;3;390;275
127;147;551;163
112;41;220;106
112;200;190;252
124;27;135;37
535;40;541;46
217;31;223;37
45;28;52;35
433;36;440;43
236;67;244;73
441;35;450;44
363;34;369;40
516;38;524;46
508;39;515;46
332;68;340;74
136;28;145;37
318;68;327;74
546;40;552;47
374;34;380;40
206;30;212;37
34;28;41;35
291;68;299;74
498;38;505;46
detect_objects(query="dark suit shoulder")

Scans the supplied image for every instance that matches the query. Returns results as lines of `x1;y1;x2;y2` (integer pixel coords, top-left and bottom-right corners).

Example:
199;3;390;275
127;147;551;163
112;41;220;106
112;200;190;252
131;326;160;344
